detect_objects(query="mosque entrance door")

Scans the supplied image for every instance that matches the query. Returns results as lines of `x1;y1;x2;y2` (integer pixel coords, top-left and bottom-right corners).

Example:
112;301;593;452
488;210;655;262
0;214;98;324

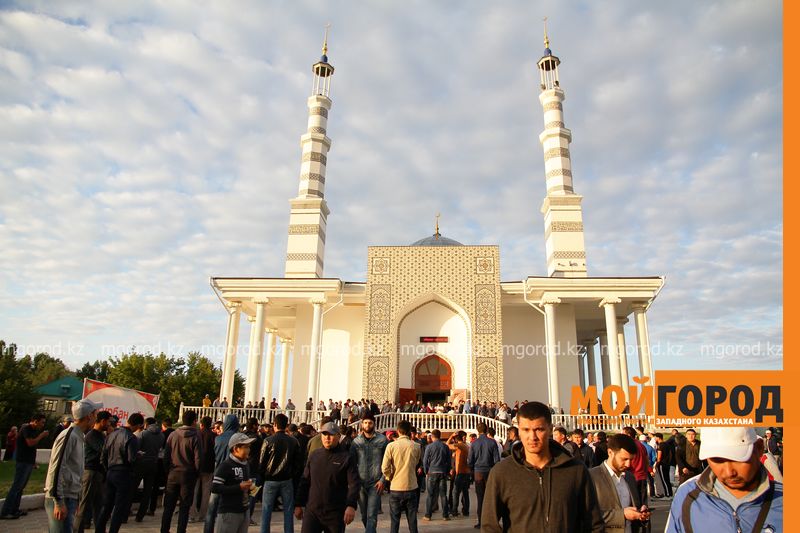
413;354;452;405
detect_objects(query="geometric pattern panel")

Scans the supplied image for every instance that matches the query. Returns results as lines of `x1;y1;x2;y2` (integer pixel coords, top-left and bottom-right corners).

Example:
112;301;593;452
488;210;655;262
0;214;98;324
475;257;495;274
475;358;499;402
475;285;497;334
368;285;391;334
362;245;504;402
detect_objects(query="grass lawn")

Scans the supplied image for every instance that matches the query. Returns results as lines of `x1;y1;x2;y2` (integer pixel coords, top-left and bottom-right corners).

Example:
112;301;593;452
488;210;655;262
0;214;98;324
0;460;47;497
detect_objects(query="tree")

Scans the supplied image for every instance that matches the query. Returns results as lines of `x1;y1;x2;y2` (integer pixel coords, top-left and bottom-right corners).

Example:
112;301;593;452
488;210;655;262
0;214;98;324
105;349;243;420
0;341;40;436
76;360;111;382
18;351;71;387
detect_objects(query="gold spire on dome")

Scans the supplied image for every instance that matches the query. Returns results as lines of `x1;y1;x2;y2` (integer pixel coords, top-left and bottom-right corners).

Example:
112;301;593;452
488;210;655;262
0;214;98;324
322;23;331;56
543;16;550;48
435;213;441;240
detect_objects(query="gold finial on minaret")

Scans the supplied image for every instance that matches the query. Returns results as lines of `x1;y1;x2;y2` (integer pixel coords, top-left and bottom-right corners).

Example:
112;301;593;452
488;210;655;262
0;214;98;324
435;213;441;240
543;16;550;48
322;23;331;56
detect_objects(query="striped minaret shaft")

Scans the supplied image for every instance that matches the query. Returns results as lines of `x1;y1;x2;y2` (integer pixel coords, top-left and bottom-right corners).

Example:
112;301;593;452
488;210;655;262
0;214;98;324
284;36;335;278
537;29;588;278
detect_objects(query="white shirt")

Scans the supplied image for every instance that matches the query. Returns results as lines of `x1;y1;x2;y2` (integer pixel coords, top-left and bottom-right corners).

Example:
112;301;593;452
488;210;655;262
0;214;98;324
604;461;633;533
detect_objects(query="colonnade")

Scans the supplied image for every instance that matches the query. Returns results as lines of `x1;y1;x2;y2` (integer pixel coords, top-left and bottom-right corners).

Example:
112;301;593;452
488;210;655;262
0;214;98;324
218;298;326;407
544;298;654;410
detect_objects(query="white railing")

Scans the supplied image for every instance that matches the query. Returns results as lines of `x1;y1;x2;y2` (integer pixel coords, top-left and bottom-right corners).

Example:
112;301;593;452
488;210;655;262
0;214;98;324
352;413;511;442
178;404;328;427
177;406;654;438
551;414;653;432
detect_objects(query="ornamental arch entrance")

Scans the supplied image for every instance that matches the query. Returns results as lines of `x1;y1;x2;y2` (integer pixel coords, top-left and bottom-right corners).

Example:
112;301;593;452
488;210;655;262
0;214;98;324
412;354;452;404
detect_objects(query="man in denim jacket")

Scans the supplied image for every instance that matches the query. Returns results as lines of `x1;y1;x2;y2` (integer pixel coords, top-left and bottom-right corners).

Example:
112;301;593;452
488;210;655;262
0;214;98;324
350;413;388;533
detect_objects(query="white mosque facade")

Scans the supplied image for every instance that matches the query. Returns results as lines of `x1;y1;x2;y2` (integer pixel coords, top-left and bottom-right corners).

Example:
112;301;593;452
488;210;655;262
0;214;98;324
212;35;664;410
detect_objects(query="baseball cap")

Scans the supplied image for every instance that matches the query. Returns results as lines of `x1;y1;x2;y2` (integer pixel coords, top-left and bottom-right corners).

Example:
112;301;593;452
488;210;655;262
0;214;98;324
698;427;759;462
72;399;103;420
319;422;338;435
228;432;256;450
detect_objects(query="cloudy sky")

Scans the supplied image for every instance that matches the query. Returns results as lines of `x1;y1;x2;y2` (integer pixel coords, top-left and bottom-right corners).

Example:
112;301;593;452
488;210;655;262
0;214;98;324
0;1;782;378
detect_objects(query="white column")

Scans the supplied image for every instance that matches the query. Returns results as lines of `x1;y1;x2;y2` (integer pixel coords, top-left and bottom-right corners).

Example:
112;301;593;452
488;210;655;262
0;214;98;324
582;339;597;387
597;330;610;390
578;352;586;391
278;339;292;407
600;297;622;405
262;329;277;403
617;317;630;399
542;296;561;409
633;303;654;384
244;316;258;402
307;298;325;403
245;299;268;404
220;302;241;403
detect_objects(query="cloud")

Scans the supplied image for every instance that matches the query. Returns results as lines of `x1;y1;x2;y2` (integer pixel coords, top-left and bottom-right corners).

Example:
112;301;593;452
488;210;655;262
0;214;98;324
0;0;782;376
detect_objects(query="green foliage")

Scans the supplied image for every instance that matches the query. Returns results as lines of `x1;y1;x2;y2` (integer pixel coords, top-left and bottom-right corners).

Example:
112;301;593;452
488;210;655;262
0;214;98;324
106;349;243;420
0;341;41;436
17;351;71;387
76;360;111;382
0;340;244;424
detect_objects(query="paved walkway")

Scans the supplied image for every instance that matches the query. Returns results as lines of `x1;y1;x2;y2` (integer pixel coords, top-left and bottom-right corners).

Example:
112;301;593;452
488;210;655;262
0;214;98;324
4;489;672;532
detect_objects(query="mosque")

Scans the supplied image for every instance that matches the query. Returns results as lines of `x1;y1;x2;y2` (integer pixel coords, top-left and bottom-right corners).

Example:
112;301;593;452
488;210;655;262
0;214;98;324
211;31;664;411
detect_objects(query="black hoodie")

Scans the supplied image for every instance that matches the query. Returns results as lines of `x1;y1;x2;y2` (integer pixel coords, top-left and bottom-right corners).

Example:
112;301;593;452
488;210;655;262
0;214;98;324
481;439;604;532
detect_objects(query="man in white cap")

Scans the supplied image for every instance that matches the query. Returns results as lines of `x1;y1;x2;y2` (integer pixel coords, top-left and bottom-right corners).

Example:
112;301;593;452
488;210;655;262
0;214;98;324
44;398;103;532
666;427;783;532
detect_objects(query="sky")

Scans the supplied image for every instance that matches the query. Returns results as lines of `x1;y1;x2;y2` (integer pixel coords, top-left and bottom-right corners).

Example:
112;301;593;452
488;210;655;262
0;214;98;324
0;1;783;379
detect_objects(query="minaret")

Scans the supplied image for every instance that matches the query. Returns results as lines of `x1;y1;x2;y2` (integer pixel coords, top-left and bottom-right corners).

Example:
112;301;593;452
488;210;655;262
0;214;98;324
284;28;335;278
537;23;588;277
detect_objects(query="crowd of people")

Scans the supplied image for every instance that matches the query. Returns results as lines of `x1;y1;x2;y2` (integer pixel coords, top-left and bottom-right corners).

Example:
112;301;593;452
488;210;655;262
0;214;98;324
201;395;560;426
0;397;784;532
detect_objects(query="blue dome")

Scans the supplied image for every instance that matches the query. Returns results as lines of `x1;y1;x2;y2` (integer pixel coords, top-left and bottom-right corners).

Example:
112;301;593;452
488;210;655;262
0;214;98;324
320;54;328;63
411;234;463;246
543;47;552;56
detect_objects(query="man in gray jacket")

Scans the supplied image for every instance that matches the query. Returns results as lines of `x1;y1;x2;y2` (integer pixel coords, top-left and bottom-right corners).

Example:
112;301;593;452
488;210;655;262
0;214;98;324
589;433;650;533
44;398;103;532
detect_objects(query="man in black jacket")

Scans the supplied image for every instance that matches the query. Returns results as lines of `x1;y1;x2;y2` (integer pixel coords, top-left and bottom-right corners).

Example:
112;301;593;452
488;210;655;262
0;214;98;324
259;413;302;533
161;410;201;533
295;422;360;533
191;416;215;523
75;411;110;533
133;417;163;523
570;429;596;468
95;413;143;533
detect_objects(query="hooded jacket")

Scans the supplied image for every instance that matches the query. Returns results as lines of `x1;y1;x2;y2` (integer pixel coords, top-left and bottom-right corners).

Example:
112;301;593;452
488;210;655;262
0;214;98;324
138;423;164;467
665;466;782;532
165;425;201;473
214;414;240;467
481;440;604;533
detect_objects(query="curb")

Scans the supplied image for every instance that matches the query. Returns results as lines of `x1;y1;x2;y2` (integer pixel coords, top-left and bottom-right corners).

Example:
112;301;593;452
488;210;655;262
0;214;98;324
0;493;45;512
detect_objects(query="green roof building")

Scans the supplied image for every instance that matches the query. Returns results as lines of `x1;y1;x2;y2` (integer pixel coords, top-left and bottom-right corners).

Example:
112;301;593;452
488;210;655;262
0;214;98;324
35;375;83;416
